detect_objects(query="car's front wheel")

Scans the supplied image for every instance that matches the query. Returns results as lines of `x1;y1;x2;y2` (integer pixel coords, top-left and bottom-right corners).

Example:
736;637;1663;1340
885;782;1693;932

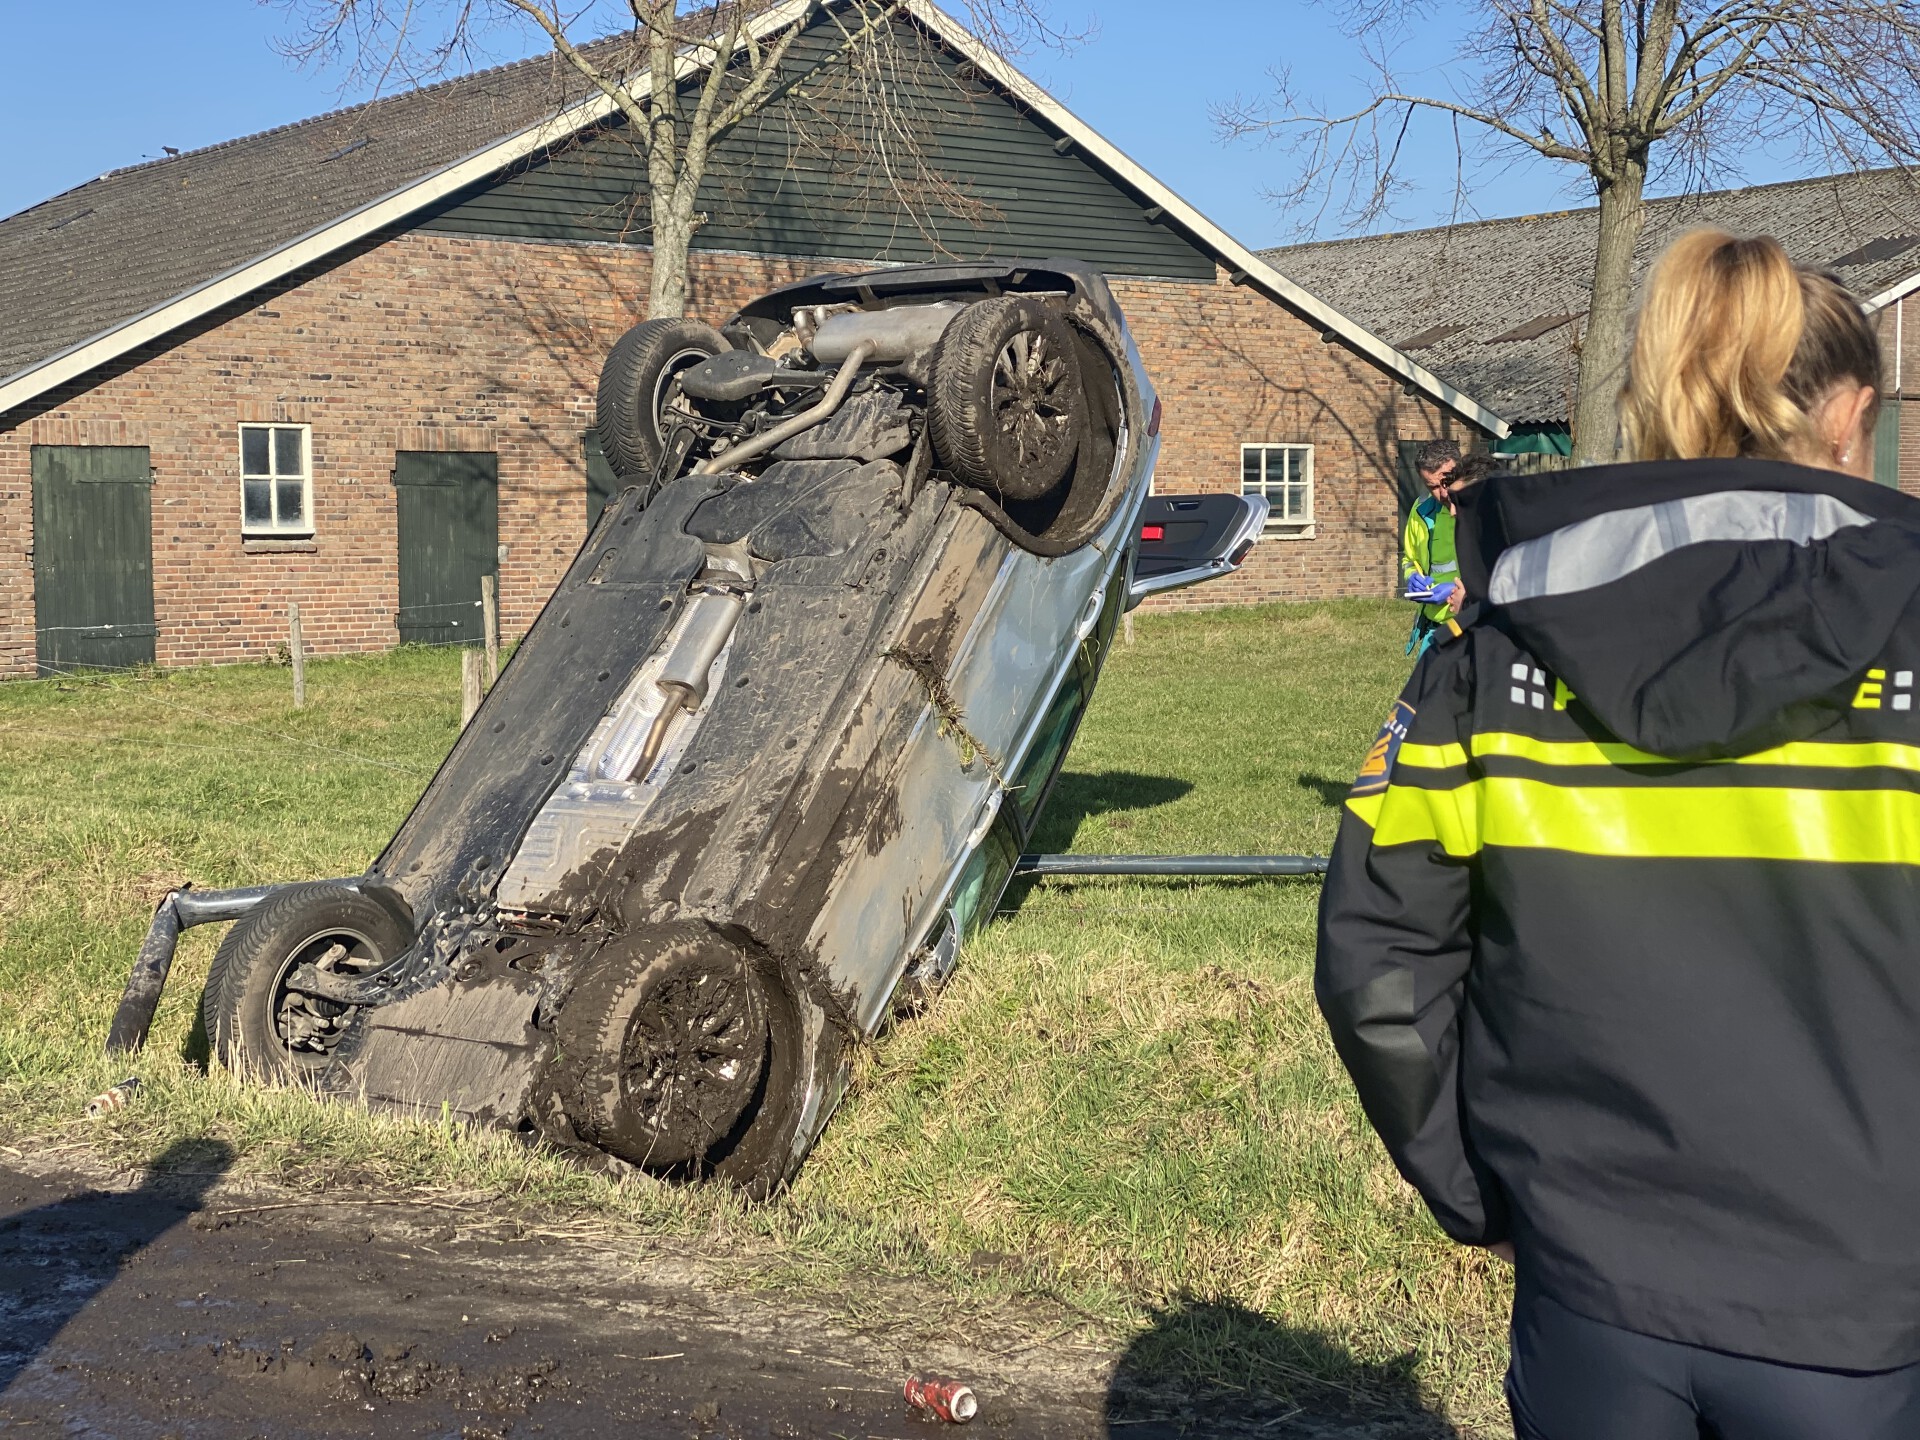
203;883;410;1081
557;927;778;1176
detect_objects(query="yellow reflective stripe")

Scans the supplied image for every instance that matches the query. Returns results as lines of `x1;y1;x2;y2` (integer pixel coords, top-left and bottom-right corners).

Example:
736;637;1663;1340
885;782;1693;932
1345;790;1385;828
1473;732;1920;773
1368;776;1920;863
1398;741;1468;769
1370;778;1483;854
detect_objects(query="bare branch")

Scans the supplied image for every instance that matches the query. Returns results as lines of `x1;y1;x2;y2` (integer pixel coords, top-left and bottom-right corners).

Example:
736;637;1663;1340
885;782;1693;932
1221;0;1920;457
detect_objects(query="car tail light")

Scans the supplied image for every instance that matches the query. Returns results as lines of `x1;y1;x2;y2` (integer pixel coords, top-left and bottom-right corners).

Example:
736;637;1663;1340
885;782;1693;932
1147;397;1163;438
1230;540;1255;564
1140;523;1165;541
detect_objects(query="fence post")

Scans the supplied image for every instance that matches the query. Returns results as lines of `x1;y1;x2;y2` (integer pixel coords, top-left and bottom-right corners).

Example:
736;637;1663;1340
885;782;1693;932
461;648;484;729
1123;611;1135;647
481;574;500;686
288;602;306;709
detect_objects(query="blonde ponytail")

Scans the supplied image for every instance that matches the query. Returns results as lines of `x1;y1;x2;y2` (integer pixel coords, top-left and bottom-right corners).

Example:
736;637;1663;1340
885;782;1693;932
1618;230;1880;464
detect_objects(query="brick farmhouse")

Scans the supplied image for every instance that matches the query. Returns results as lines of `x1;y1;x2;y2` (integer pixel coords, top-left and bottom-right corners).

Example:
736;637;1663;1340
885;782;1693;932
0;1;1507;677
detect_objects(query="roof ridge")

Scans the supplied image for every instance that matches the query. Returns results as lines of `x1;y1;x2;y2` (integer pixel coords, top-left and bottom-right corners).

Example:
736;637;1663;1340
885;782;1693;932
1264;163;1920;256
82;39;615;193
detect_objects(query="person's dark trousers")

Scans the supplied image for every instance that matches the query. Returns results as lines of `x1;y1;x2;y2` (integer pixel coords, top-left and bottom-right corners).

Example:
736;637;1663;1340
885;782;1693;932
1507;1282;1920;1439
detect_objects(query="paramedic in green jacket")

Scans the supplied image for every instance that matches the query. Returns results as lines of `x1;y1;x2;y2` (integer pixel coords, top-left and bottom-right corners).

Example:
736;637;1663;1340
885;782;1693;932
1400;439;1463;654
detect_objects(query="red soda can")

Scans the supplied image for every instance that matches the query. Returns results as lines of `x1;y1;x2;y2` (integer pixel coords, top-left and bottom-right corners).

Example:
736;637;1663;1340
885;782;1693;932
903;1374;978;1423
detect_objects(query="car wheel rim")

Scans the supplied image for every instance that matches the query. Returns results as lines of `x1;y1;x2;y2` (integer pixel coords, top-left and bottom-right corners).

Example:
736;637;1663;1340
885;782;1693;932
618;959;769;1164
990;330;1073;470
270;926;385;1071
651;347;718;446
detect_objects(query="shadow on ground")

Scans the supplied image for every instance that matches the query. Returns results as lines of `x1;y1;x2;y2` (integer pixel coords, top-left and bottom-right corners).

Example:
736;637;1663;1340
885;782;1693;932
0;1137;233;1395
1298;772;1357;811
1106;1298;1462;1438
1028;769;1195;852
999;769;1195;921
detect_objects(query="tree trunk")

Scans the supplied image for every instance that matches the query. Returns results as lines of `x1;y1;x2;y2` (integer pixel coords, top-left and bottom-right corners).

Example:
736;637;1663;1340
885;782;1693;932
1570;156;1648;464
647;204;695;318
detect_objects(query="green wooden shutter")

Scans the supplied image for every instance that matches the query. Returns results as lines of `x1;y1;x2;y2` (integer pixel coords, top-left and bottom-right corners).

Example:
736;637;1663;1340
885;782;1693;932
31;445;157;675
1874;397;1902;488
393;451;499;646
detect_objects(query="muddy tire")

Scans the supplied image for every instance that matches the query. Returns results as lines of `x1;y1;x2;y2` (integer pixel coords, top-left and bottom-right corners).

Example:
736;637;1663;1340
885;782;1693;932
203;884;410;1082
595;317;728;483
929;297;1086;502
557;928;783;1175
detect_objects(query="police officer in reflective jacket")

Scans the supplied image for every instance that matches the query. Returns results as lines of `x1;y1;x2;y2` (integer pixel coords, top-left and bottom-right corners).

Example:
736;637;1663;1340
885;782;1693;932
1318;230;1920;1436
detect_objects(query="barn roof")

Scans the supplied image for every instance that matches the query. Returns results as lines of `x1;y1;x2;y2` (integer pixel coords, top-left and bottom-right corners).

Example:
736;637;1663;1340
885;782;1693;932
0;0;1509;433
1263;168;1920;426
0;47;614;385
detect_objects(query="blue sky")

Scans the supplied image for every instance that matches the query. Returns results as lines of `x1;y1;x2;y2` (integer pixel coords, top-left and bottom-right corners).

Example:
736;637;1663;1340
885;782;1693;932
0;1;1811;245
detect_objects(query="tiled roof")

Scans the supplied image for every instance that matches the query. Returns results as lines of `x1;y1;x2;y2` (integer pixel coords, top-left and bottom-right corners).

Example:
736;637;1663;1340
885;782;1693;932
0;45;617;383
0;2;1513;432
1262;168;1920;425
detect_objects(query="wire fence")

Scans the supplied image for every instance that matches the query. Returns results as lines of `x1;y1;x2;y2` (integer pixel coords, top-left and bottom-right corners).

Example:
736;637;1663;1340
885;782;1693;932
5;654;461;776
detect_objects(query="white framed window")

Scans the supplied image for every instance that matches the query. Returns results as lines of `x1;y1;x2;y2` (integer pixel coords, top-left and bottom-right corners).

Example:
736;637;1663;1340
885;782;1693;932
239;423;312;536
1241;443;1313;537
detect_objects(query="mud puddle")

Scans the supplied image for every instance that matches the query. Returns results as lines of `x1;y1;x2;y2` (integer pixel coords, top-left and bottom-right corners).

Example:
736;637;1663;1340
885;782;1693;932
0;1147;1454;1438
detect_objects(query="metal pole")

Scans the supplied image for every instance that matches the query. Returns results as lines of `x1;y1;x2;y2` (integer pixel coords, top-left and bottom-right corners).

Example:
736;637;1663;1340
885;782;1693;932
288;601;306;709
461;648;484;728
1013;854;1328;878
481;574;499;686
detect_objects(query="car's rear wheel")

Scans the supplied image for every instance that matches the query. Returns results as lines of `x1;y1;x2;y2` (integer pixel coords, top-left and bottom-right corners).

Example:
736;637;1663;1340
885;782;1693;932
203;884;409;1082
557;927;783;1176
930;297;1086;502
595;317;729;484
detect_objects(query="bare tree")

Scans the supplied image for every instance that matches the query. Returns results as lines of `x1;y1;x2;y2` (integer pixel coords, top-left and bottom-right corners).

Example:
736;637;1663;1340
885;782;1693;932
280;0;1065;318
1221;2;1920;461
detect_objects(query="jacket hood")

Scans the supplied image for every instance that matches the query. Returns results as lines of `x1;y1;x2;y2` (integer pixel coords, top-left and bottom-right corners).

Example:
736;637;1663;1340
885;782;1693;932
1455;459;1920;759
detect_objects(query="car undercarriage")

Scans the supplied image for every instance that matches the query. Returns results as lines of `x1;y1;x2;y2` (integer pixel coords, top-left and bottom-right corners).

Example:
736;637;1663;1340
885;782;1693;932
110;260;1266;1193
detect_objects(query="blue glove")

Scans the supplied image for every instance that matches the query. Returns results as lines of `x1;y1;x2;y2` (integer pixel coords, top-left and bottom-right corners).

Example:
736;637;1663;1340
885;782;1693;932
1404;574;1458;604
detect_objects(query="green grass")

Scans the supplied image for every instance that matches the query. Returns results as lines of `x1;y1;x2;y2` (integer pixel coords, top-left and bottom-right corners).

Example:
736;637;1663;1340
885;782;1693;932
0;603;1510;1432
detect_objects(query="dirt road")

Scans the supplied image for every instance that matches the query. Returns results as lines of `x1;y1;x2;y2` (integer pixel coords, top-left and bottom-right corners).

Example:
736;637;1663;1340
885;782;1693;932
0;1144;1457;1439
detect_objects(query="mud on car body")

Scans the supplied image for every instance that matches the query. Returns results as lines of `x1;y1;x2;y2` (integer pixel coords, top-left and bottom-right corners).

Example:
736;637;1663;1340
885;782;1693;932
126;261;1263;1193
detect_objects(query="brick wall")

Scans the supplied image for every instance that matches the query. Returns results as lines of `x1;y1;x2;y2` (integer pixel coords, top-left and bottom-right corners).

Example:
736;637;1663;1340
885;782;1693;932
1112;270;1466;611
0;232;1481;676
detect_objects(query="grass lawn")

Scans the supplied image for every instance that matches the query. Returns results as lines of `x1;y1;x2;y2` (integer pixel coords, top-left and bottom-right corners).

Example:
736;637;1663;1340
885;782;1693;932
0;598;1511;1432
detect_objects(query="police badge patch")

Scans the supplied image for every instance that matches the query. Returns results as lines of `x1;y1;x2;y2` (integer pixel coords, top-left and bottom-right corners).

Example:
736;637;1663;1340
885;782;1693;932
1351;699;1415;797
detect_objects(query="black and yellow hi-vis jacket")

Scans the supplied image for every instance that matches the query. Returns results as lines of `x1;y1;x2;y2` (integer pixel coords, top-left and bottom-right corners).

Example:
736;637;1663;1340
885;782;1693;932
1317;458;1920;1372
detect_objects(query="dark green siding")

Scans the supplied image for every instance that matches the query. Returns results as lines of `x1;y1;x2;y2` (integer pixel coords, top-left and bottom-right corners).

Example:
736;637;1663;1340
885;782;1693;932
31;445;157;675
394;451;499;646
412;18;1214;280
1875;398;1902;487
1395;440;1426;536
584;430;620;532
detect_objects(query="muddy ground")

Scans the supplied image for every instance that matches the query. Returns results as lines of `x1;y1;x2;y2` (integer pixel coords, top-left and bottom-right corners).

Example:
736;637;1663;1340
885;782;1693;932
0;1145;1459;1439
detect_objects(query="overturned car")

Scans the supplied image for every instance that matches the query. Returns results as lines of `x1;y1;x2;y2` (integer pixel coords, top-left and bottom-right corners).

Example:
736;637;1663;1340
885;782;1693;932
115;261;1264;1192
